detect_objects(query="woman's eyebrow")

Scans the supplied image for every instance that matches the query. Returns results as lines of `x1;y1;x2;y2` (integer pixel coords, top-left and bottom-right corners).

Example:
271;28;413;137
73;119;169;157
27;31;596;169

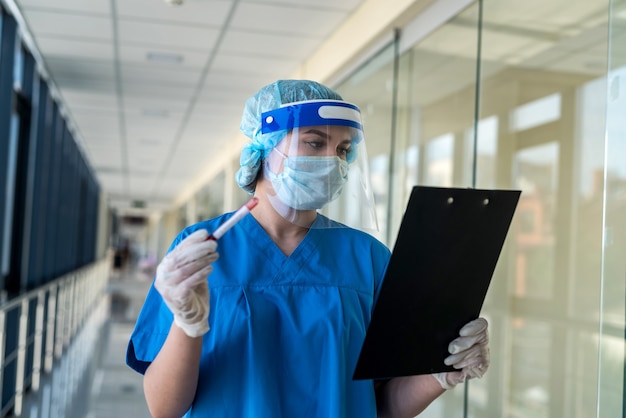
303;129;352;144
303;129;330;139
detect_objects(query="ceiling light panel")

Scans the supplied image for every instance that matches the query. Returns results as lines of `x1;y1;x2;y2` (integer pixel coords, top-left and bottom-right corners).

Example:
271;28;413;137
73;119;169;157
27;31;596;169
119;45;206;67
146;51;183;64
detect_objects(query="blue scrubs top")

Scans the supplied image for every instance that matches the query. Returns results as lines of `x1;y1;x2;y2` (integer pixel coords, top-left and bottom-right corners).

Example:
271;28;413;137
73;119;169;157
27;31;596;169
127;212;390;418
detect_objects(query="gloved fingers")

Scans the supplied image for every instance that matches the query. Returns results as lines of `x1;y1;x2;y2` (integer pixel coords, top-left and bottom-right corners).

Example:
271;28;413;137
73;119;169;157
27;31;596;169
168;239;218;268
463;364;488;379
448;352;486;370
444;343;488;366
157;251;218;287
170;253;219;284
176;264;215;291
176;229;211;248
448;331;488;354
459;317;488;337
155;264;213;311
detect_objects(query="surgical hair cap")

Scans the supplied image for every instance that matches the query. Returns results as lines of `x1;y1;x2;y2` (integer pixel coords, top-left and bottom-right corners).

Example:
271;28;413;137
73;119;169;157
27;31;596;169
236;79;343;194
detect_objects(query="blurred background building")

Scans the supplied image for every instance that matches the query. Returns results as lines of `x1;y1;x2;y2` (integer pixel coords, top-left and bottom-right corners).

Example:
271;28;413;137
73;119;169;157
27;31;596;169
0;0;624;416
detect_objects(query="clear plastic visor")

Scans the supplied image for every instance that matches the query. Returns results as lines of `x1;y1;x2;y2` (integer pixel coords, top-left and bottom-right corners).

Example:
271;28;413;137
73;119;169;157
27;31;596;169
260;100;378;231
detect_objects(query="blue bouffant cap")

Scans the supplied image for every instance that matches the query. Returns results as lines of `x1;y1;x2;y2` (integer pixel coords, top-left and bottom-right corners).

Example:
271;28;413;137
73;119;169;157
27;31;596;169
235;79;343;194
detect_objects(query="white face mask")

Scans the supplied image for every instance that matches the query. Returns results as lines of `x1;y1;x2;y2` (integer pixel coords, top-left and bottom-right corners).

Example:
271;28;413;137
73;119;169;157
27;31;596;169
266;155;348;210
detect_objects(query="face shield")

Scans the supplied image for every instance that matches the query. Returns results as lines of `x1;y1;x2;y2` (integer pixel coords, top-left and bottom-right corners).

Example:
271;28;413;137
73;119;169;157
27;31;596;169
260;99;378;231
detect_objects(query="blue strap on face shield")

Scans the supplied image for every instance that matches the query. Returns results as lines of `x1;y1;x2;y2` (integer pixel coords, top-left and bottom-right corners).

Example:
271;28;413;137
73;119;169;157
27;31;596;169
261;99;363;163
261;100;363;135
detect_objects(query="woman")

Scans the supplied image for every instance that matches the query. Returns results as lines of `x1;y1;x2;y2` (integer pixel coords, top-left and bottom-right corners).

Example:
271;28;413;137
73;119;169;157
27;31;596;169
126;79;489;418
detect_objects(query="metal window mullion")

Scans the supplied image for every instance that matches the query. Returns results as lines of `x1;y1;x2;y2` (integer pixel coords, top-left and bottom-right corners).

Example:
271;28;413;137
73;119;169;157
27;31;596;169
62;277;71;349
66;275;76;345
14;298;29;417
31;290;45;390
53;282;65;359
71;273;80;336
44;284;56;373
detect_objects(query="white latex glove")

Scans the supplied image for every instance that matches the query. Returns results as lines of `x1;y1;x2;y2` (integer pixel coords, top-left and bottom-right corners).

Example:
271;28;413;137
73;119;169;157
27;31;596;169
432;317;490;390
154;229;219;338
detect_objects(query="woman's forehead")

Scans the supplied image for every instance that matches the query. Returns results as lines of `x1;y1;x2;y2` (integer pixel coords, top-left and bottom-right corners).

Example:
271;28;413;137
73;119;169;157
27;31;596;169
297;125;353;138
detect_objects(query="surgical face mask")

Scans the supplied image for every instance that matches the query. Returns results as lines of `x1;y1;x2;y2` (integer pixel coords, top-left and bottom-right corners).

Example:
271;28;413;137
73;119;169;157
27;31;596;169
266;154;348;210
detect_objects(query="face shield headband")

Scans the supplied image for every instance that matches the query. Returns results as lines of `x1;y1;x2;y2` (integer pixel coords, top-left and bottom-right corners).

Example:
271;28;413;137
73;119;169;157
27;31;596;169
261;100;363;163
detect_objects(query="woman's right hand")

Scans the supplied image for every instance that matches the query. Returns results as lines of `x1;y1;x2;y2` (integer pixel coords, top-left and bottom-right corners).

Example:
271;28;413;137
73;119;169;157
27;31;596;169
154;229;219;338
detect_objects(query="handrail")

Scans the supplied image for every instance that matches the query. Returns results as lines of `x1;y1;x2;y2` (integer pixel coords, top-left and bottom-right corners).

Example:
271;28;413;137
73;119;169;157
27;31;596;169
0;258;110;417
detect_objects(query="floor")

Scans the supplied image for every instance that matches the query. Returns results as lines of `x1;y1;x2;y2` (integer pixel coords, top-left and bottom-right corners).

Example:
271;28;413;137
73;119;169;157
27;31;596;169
17;268;153;418
86;269;153;418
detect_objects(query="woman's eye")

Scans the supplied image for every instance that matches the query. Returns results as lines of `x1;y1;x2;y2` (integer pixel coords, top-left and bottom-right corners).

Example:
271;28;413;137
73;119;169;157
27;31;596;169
305;140;323;149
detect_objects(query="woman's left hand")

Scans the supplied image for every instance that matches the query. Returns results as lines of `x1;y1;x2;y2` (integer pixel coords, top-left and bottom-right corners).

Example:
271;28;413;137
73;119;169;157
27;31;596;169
432;317;490;389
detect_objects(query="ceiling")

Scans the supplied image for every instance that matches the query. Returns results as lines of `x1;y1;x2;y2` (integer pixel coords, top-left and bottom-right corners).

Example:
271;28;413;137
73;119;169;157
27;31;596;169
4;0;623;218
6;0;365;215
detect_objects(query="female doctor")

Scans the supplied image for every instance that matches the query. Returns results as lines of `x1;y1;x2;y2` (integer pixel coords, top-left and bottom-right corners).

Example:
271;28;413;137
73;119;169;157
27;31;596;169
126;79;490;418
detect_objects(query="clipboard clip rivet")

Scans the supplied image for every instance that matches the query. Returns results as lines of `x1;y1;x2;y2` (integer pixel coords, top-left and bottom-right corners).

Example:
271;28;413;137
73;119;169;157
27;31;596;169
483;198;490;205
447;197;454;204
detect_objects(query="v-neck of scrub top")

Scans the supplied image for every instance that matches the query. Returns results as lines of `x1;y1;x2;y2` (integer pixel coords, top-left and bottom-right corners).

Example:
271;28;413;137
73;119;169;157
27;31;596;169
239;211;323;278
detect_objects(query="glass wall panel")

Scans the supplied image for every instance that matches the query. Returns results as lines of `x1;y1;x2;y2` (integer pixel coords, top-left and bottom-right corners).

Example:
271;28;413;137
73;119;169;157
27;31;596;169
476;0;611;417
334;42;396;245
395;4;482;417
599;0;626;415
394;4;482;256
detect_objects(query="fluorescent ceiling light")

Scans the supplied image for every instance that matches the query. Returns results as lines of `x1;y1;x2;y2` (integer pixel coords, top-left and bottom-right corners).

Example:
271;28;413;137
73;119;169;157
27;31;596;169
142;109;169;118
147;52;183;64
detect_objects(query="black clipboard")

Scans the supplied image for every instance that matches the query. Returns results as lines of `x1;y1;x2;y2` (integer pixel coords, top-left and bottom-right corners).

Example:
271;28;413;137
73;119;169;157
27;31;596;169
353;186;520;380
